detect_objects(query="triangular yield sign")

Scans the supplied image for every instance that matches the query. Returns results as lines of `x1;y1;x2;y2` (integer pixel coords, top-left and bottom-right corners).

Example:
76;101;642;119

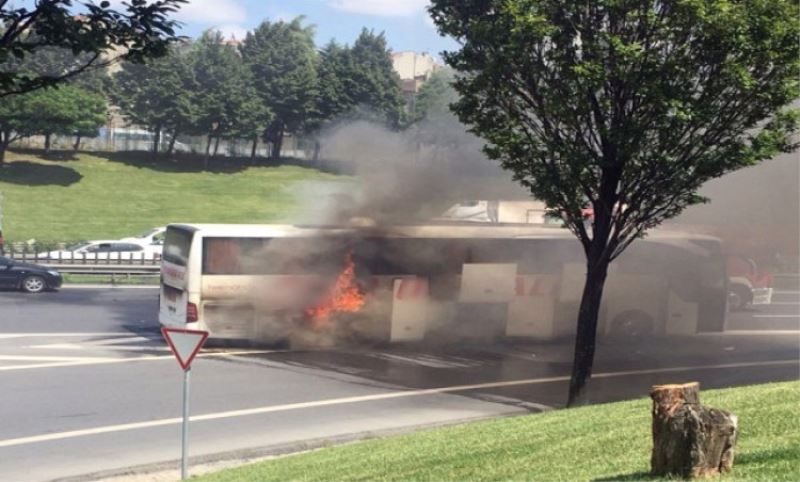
162;327;209;370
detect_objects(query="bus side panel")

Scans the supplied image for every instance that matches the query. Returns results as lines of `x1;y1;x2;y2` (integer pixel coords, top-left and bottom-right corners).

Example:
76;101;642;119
666;291;699;335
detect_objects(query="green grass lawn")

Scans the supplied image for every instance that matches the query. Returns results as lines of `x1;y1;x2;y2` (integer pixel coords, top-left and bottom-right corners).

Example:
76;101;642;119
0;150;348;241
197;381;800;482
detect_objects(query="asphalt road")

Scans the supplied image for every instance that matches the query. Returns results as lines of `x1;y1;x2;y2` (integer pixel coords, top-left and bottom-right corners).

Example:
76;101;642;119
0;287;797;481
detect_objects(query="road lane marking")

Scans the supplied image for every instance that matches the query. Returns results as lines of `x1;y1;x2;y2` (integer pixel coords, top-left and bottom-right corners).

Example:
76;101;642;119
0;359;795;448
752;315;799;318
769;302;800;305
0;350;275;372
0;333;140;339
0;355;116;362
713;330;800;335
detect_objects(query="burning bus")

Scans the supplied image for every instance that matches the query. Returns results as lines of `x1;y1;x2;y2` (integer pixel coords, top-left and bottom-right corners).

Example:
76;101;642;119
158;223;728;345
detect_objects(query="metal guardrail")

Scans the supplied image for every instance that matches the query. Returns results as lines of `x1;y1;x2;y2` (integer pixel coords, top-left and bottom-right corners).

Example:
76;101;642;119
6;252;161;266
52;264;160;275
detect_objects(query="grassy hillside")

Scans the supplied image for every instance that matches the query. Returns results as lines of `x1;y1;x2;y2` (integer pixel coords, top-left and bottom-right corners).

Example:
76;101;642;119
198;381;800;482
0;151;347;241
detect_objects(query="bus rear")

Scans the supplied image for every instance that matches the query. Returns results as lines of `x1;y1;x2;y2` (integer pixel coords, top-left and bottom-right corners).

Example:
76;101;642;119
159;225;200;329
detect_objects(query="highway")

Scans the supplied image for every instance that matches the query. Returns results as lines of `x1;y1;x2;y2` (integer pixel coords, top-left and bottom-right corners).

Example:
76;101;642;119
0;287;797;481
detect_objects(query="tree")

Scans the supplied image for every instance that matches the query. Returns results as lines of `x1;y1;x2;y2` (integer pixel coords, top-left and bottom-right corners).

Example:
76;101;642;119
348;29;405;127
112;44;196;158
411;68;457;124
0;84;106;160
241;17;317;159
313;41;355;125
68;87;107;150
429;0;799;405
306;34;405;159
189;30;266;166
0;0;184;98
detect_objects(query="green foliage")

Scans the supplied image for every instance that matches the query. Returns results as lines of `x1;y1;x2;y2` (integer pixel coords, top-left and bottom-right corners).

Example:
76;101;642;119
429;0;799;261
241;17;318;157
412;68;458;124
112;44;197;147
307;30;406;145
312;40;357;130
196;381;800;482
190;31;267;143
348;29;405;128
0;0;185;97
0;84;106;154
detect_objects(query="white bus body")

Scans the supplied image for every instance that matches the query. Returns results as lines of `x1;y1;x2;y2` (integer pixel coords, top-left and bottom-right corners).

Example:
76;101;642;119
159;223;727;344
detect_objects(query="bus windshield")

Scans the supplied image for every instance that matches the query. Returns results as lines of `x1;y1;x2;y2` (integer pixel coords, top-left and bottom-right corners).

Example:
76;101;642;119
163;227;194;266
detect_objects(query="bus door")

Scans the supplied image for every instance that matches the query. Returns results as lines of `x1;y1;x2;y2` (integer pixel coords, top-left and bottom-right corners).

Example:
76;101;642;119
457;263;517;338
554;262;584;337
390;277;430;342
506;274;559;338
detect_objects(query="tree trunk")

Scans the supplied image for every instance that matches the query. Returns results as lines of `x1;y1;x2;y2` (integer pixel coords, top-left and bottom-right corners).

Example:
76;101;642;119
44;133;52;153
0;131;9;165
152;126;161;159
250;136;258;162
566;257;610;406
213;136;221;157
166;131;177;156
313;140;321;162
73;134;81;151
650;383;738;478
203;135;213;170
271;125;284;160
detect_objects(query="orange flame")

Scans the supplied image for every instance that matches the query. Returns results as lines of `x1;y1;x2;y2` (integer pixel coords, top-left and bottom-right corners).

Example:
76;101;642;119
305;252;365;324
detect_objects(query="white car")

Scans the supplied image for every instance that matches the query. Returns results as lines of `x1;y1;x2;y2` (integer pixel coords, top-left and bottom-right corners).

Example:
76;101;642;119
120;227;165;255
39;240;161;261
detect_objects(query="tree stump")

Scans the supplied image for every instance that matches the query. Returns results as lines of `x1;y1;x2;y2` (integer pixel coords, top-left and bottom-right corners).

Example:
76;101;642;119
650;382;738;478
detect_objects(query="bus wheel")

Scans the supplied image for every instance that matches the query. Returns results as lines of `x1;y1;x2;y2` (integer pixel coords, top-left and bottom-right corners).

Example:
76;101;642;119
610;310;654;338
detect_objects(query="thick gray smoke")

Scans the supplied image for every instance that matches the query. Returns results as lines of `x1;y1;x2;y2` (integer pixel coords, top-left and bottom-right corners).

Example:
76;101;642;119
669;151;800;267
295;119;528;225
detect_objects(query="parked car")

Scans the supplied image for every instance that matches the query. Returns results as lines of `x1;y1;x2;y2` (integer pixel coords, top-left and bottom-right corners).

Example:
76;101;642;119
727;255;774;310
120;227;165;255
38;240;161;261
0;256;62;293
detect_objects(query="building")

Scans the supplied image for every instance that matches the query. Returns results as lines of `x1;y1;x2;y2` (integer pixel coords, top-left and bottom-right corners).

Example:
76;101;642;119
391;51;440;107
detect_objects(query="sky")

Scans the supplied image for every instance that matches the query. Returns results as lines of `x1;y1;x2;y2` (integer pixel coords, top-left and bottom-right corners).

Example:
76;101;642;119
163;0;459;58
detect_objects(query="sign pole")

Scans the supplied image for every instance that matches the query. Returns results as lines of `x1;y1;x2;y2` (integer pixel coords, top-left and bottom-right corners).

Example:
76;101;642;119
181;367;191;480
161;327;208;481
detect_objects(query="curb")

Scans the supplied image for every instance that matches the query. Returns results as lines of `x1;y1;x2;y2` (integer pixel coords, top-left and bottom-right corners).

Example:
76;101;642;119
62;284;160;290
53;412;526;482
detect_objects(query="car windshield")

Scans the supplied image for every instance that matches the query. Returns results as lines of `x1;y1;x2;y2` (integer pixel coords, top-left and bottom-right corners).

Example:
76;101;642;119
136;228;160;238
66;242;90;251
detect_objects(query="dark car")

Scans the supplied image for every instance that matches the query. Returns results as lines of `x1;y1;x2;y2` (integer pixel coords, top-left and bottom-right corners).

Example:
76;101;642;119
0;256;62;293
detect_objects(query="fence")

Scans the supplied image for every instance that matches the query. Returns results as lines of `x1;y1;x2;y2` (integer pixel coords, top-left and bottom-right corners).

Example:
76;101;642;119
13;128;313;159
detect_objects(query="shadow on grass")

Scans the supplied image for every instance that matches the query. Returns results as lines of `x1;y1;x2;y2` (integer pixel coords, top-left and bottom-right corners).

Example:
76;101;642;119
593;472;657;481
10;148;79;161
0;160;82;186
91;150;348;175
593;447;799;481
